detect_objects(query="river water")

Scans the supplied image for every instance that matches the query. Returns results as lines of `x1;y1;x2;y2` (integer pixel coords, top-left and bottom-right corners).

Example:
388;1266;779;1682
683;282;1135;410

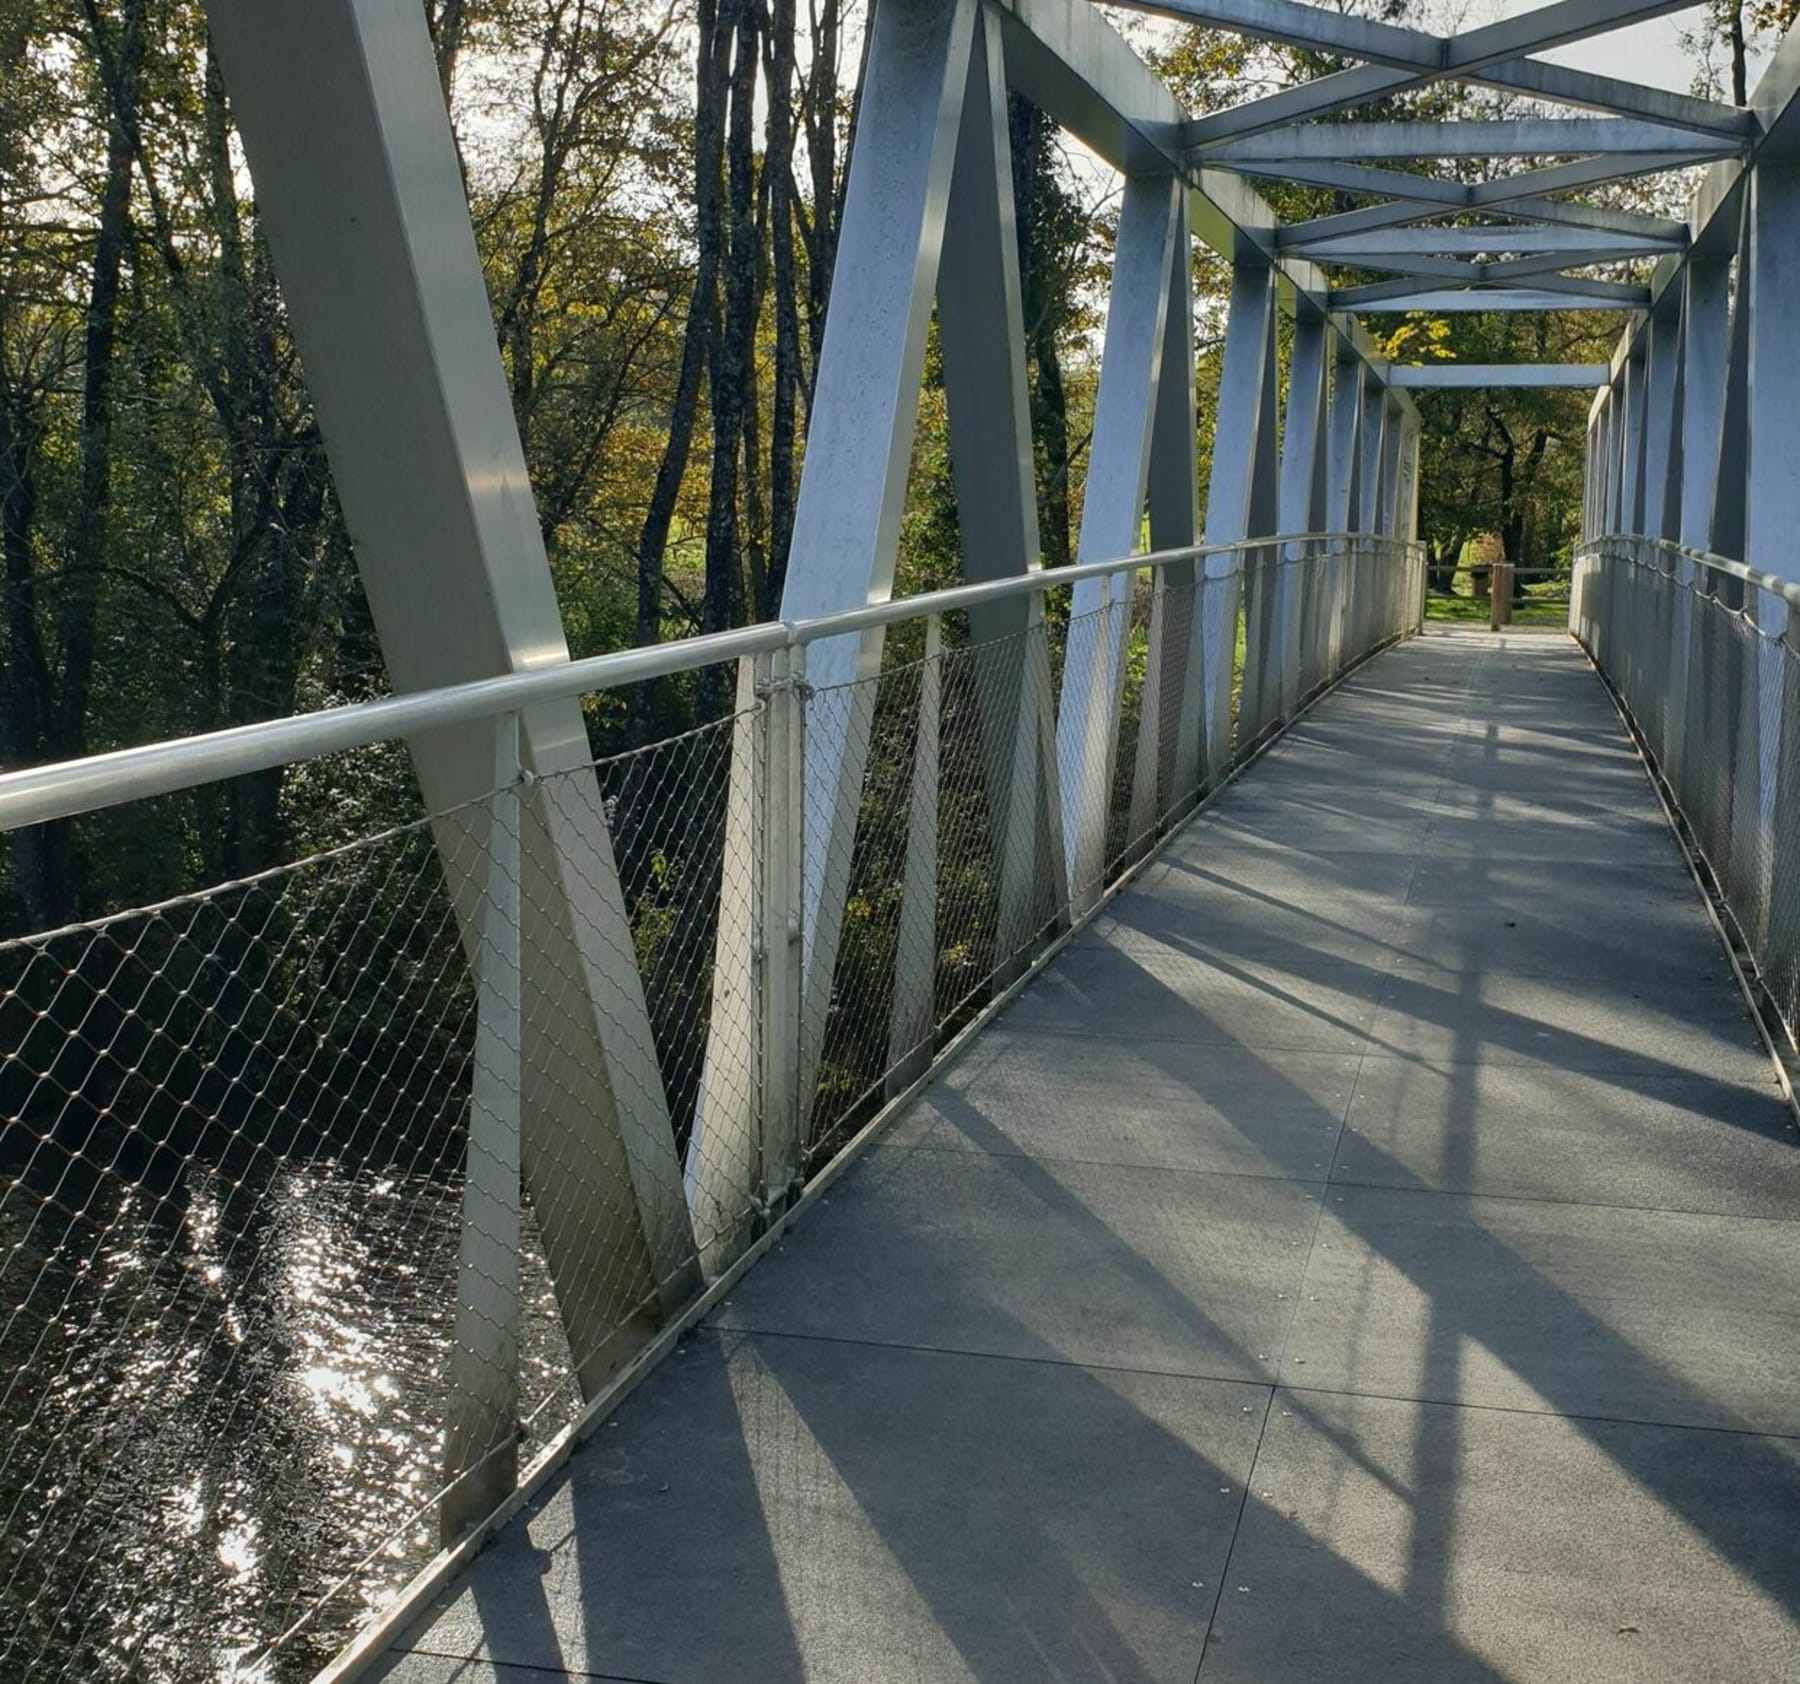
0;1147;576;1681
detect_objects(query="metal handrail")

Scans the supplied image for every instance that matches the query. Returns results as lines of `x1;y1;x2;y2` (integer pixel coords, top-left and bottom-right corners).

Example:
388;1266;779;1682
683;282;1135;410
1582;532;1800;612
0;530;1416;834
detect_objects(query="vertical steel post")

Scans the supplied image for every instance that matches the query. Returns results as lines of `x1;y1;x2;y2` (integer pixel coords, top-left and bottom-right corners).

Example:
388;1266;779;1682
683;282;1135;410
779;0;975;1128
938;4;1062;962
1274;307;1330;722
1146;190;1203;820
1666;240;1723;810
1744;158;1800;973
760;645;806;1202
441;711;524;1543
1056;173;1181;916
1325;349;1365;681
687;656;764;1267
887;618;942;1095
1202;257;1279;775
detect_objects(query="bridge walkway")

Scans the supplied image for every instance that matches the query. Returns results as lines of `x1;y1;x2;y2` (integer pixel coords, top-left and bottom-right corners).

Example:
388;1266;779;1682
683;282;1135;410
377;629;1800;1684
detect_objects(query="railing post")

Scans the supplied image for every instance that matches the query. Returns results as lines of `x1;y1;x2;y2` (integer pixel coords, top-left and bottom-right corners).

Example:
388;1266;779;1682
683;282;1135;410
686;655;764;1267
760;644;807;1208
1128;571;1170;861
441;710;524;1543
888;617;942;1094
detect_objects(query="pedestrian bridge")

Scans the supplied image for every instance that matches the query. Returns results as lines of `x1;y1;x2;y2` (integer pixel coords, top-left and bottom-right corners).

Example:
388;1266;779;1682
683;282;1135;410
373;630;1800;1684
5;0;1800;1680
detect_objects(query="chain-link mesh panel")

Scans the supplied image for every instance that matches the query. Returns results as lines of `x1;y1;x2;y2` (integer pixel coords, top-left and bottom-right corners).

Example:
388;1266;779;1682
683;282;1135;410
1576;537;1800;1064
0;802;488;1680
0;690;767;1680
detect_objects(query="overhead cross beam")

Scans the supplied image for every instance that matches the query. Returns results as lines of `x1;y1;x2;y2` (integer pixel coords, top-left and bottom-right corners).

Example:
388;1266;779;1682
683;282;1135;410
1287;225;1684;258
1334;284;1649;311
1280;196;1689;248
1461;58;1756;140
1114;0;1747;148
1390;363;1611;387
1318;251;1659;284
1201;119;1738;162
1220;151;1734;212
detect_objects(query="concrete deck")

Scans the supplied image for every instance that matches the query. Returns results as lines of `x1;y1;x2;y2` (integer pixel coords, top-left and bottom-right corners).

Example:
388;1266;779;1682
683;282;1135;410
376;631;1800;1684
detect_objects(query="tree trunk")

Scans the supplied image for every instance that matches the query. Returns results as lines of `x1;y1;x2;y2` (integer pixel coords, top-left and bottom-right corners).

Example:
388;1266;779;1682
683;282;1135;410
630;0;728;738
37;0;149;920
766;0;800;610
801;0;843;382
699;0;759;716
1730;0;1748;106
0;353;52;928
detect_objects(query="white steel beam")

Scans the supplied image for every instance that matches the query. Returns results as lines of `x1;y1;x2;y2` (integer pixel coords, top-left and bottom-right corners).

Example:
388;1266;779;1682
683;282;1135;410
1333;272;1649;306
1744;158;1800;594
1465;59;1756;141
1390;363;1610;387
1745;157;1800;971
1273;307;1330;718
201;0;700;1453
1323;351;1365;675
1201;118;1729;162
1678;253;1732;552
1202;258;1280;780
1222;151;1727;212
1281;196;1687;248
1157;0;1705;147
1056;173;1182;914
1339;286;1647;311
1290;225;1683;258
1640;298;1683;540
1143;188;1206;817
1708;194;1752;560
777;0;976;1118
1321;249;1657;282
938;4;1067;958
1494;196;1691;241
1482;249;1654;280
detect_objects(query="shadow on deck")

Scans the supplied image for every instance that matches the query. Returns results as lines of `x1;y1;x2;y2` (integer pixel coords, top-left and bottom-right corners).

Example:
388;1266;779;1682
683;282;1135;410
375;630;1800;1684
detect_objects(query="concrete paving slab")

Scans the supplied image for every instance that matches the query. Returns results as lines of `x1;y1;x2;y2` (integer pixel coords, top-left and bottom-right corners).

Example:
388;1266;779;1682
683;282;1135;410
1144;845;1421;907
712;1146;1321;1378
1281;1184;1800;1432
1391;897;1722;979
1085;892;1407;969
1340;1058;1800;1217
1002;943;1384;1052
1416;814;1680;864
389;1332;1268;1684
1367;962;1767;1079
1401;854;1712;910
1180;809;1435;854
1199;1390;1800;1684
902;1026;1356;1177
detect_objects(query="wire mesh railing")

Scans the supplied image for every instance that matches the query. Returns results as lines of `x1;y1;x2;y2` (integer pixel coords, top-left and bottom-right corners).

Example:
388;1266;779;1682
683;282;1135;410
1572;534;1800;1056
0;530;1422;1681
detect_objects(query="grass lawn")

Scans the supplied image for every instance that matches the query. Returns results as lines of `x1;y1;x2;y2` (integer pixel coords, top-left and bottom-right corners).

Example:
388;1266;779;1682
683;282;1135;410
1425;584;1569;627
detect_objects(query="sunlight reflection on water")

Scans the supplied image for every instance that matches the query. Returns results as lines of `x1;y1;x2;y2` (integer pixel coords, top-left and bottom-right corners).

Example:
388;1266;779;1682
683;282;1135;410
0;1157;576;1681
